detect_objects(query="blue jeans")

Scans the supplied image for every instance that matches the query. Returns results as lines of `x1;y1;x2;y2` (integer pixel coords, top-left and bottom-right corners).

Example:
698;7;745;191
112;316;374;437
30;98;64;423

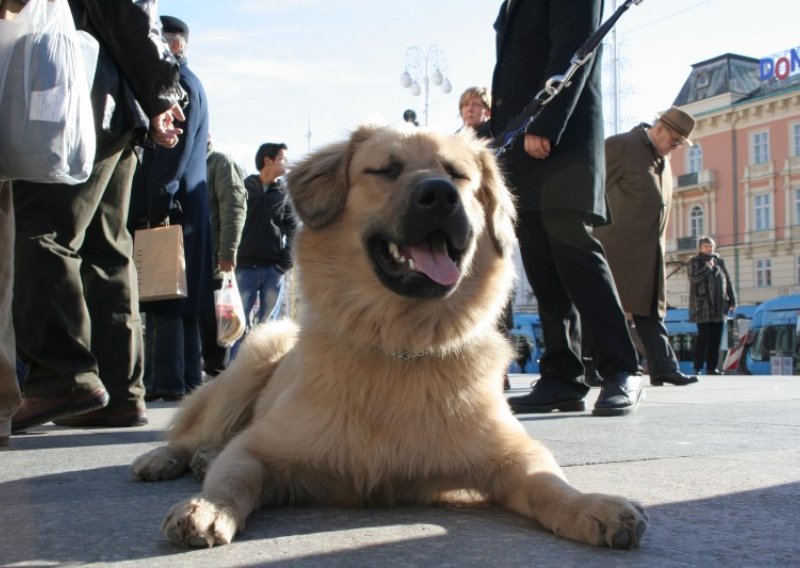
231;266;284;360
144;314;202;397
236;266;284;327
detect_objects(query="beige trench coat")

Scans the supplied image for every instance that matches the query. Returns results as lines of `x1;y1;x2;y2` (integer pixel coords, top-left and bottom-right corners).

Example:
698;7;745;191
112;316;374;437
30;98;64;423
594;126;671;317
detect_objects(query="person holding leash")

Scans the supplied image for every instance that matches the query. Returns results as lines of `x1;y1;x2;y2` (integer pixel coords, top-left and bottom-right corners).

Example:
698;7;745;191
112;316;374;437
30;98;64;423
491;0;643;416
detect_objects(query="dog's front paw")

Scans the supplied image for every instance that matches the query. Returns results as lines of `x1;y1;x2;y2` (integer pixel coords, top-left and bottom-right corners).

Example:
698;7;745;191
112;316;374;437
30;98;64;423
132;446;190;481
571;494;648;549
189;446;222;481
162;497;239;547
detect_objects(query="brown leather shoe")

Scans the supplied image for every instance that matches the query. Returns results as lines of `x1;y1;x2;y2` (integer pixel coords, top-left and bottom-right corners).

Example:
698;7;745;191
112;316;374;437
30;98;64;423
53;406;148;428
12;387;109;432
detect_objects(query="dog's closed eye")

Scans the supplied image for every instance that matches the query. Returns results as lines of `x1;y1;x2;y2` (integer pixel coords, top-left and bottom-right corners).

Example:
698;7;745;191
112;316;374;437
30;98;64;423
444;163;469;182
365;160;403;180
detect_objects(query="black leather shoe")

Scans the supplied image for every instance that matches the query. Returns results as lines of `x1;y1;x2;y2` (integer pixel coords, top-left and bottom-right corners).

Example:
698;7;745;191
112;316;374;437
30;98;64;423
593;372;644;417
651;370;699;386
707;369;723;375
507;377;588;413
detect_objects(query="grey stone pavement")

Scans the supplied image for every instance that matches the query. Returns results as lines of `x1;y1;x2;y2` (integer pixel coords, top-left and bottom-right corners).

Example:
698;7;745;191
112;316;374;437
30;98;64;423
2;374;799;567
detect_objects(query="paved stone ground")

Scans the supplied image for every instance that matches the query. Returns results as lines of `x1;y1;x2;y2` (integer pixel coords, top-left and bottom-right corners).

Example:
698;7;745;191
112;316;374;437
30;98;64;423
2;374;799;567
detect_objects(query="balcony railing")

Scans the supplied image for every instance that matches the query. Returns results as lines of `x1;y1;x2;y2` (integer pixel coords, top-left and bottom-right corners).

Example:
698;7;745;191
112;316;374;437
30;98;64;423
675;169;717;191
677;172;698;187
677;236;697;251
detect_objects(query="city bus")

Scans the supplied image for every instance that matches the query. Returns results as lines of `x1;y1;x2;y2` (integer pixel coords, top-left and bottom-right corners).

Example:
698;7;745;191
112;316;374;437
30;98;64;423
738;294;800;375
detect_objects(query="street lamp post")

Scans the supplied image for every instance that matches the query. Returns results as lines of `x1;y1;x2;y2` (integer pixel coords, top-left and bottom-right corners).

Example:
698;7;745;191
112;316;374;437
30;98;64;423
399;45;452;126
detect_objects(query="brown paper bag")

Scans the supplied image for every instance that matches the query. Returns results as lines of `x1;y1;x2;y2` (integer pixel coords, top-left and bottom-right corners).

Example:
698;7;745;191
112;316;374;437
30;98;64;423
133;224;188;302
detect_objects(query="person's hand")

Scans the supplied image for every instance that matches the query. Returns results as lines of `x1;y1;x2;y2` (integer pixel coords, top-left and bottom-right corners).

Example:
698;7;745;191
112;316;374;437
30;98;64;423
149;103;186;148
524;134;551;160
218;259;235;273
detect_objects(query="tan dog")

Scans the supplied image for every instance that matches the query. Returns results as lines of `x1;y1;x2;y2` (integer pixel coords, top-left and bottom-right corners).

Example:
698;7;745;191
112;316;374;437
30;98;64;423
132;125;647;549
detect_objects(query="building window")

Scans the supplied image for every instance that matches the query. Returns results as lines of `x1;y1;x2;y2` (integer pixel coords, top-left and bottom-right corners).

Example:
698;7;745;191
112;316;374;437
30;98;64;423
795;188;800;225
752;131;770;164
689;206;704;237
687;144;703;174
753;193;772;231
796;257;800;284
755;258;772;288
794;123;800;157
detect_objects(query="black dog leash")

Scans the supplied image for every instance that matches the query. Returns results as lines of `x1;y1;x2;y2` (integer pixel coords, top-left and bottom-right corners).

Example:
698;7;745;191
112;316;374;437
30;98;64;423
493;0;645;156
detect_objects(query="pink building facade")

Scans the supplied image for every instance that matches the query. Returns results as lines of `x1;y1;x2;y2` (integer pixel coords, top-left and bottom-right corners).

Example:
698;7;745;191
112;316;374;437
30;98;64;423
666;52;800;307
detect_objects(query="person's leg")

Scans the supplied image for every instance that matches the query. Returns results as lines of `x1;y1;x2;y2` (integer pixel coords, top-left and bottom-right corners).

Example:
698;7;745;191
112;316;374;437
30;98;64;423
694;323;711;373
230;267;259;361
706;322;724;373
631;314;679;378
80;143;145;413
254;266;283;325
540;210;643;416
11;135;134;430
0;181;21;444
267;276;286;320
183;316;203;393
516;211;585;384
508;211;588;413
540;210;639;378
146;314;186;399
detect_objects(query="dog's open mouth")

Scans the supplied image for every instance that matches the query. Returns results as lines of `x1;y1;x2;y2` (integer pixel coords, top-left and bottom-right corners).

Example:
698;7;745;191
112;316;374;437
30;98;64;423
369;230;463;297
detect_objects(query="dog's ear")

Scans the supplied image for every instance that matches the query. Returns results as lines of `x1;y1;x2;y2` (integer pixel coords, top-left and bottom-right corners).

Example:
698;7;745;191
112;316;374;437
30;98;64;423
477;146;517;256
286;127;379;229
285;139;351;229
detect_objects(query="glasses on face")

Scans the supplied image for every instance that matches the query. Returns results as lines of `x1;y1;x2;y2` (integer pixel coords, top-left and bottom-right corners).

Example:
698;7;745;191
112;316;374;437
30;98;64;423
670;136;684;148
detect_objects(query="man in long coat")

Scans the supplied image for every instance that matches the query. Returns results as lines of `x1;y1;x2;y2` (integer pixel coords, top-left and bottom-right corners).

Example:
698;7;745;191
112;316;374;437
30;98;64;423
492;0;642;416
595;107;699;386
136;16;214;400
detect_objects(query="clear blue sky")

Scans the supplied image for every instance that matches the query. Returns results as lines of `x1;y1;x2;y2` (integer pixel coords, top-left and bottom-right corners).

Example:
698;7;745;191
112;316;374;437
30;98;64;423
158;0;799;173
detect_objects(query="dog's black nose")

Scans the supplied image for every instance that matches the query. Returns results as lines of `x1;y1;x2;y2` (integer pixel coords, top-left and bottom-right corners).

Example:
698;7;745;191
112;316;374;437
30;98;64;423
412;178;459;218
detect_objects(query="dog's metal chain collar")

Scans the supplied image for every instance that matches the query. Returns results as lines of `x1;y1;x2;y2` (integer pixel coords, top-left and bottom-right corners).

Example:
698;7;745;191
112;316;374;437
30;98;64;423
376;346;427;360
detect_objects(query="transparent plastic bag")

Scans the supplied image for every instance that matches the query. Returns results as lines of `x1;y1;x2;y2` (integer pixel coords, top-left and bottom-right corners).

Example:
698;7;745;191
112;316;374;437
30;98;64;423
215;271;246;348
0;0;98;184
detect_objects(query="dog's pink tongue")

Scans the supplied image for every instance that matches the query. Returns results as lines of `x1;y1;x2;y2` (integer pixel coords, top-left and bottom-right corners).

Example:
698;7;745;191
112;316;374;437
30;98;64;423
406;243;460;286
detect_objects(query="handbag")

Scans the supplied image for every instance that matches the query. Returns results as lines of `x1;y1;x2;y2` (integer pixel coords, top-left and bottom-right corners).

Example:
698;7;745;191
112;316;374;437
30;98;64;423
133;224;188;302
0;0;98;184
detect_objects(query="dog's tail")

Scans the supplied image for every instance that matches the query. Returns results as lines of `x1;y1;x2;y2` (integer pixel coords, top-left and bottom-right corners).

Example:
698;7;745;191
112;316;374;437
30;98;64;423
166;320;299;451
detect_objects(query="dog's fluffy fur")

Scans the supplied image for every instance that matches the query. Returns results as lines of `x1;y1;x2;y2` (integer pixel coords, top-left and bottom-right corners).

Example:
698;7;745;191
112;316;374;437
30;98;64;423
132;125;647;549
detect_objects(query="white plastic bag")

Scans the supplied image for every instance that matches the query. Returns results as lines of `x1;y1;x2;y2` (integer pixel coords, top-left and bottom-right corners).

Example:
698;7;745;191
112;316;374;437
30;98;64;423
0;0;98;184
215;271;246;348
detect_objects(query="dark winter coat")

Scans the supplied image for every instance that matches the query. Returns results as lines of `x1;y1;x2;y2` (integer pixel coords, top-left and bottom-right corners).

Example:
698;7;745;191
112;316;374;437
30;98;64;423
136;58;213;317
688;253;736;323
236;175;297;272
490;0;607;223
67;0;185;141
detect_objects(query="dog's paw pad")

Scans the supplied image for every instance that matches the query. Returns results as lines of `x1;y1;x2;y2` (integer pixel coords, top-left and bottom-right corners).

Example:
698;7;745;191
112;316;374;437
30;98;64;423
580;495;648;549
132;446;188;481
162;497;238;547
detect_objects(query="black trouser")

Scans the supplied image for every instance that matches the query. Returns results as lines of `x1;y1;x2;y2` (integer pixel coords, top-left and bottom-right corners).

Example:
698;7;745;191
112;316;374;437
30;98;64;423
694;321;724;372
631;313;680;378
13;131;144;410
516;210;639;386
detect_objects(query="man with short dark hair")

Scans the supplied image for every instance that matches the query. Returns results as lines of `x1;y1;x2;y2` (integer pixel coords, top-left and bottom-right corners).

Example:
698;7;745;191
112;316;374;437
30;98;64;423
232;143;296;357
